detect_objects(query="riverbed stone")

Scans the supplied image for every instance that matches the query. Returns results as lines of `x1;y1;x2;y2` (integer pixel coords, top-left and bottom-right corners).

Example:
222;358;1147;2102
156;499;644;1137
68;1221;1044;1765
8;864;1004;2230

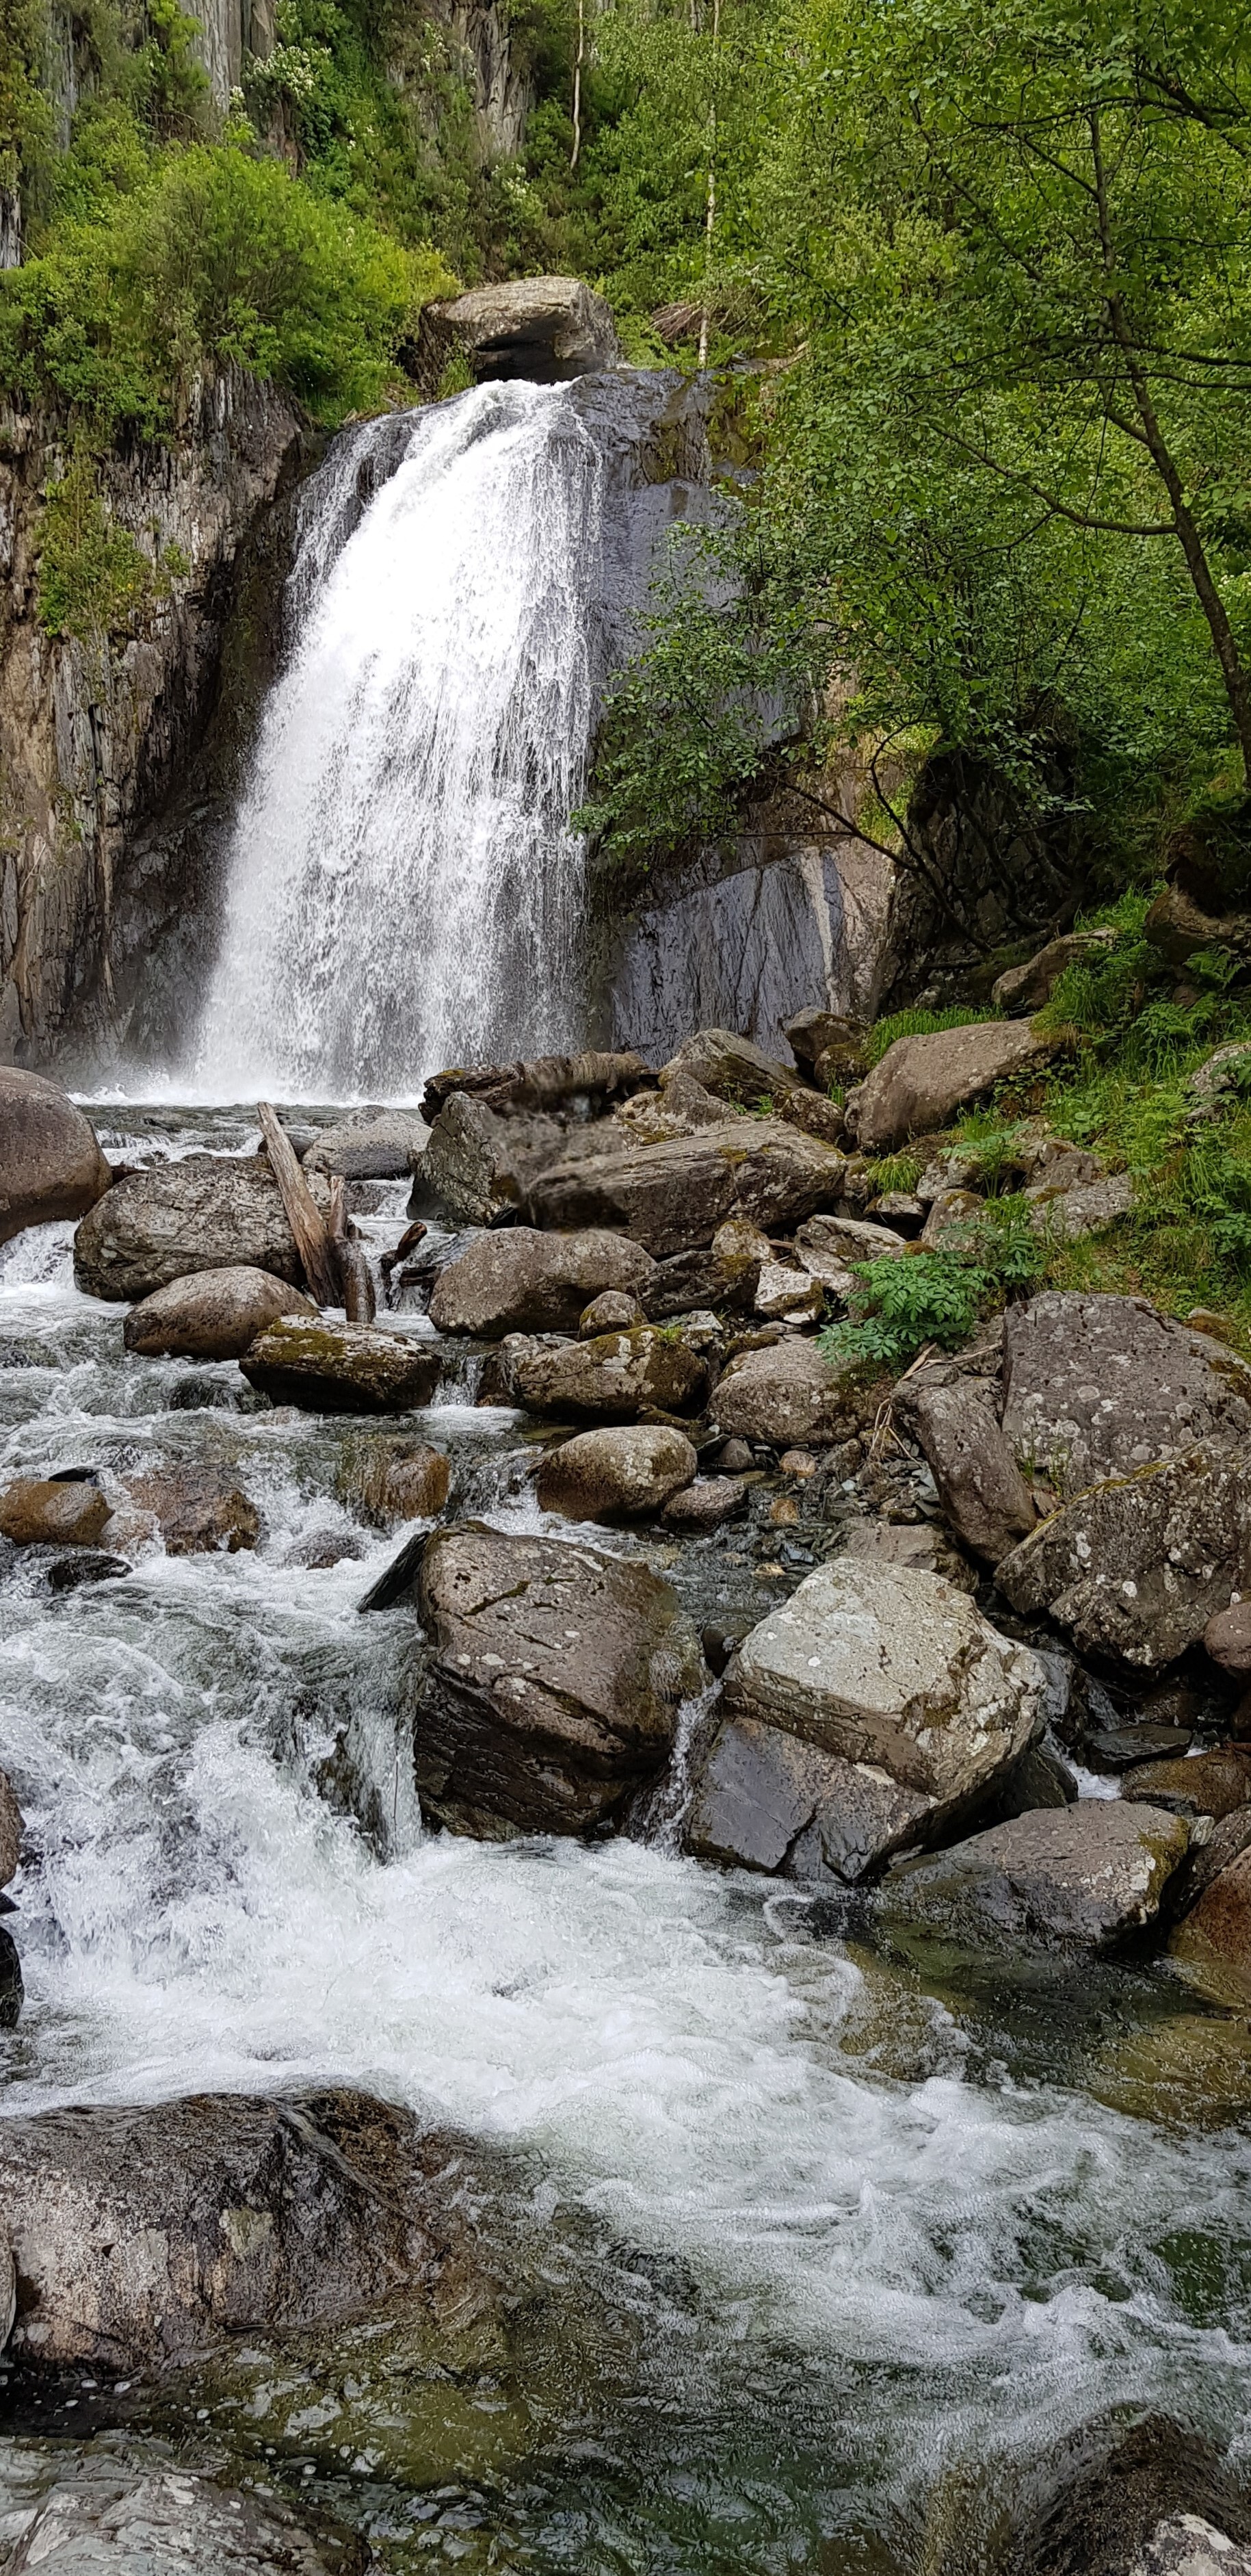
1170;1843;1251;2003
122;1463;260;1555
0;1768;22;1888
1204;1600;1251;1675
525;1119;847;1259
335;1435;451;1526
580;1289;645;1334
509;1325;709;1420
0;1476;110;1548
845;1018;1052;1152
726;1559;1046;1826
883;1799;1190;1952
640;1239;763;1320
0;2437;349;2576
123;1265;317;1360
304;1106;429;1178
429;1225;655;1337
712;1337;856;1448
239;1317;440;1414
997;1437;1251;1669
1001;1290;1251;1497
413;1095;577;1229
413;1523;702;1837
660;1474;748;1531
0;1067;111;1247
901;1377;1037;1563
1127;2517;1251;2576
0;2086;490;2366
74;1159;334;1302
687;1714;932;1882
1121;1747;1251;1819
536;1424;697;1522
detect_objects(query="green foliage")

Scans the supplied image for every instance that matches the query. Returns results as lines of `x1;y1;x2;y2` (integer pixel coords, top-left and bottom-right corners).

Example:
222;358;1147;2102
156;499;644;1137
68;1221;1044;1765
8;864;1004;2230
865;1005;993;1068
863;1149;924;1196
821;1204;1045;1373
36;452;151;639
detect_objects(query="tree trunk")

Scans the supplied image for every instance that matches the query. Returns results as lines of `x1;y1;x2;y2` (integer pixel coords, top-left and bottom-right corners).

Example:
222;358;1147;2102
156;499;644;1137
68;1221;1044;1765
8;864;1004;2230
256;1104;341;1306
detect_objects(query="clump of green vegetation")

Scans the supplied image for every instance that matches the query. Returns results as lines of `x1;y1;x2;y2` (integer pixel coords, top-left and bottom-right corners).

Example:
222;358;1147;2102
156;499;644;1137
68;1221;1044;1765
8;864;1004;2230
864;1148;924;1195
36;452;152;639
865;1004;994;1068
821;1203;1044;1374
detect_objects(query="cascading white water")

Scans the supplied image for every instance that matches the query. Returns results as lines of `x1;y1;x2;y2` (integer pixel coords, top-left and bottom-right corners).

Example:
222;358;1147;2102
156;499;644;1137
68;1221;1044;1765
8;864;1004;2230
196;382;604;1100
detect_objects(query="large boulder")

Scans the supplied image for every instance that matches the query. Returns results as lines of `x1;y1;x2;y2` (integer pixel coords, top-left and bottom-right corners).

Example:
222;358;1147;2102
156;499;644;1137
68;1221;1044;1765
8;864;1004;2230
0;1476;110;1548
420;276;620;385
239;1317;440;1413
726;1559;1047;1833
412;1524;702;1836
303;1106;428;1177
121;1464;260;1555
413;1094;583;1229
0;2437;346;2576
429;1226;655;1337
882;1799;1190;1952
0;1068;111;1247
1170;1843;1251;2003
687;1714;933;1884
640;1233;763;1321
526;1121;847;1259
1001;1292;1251;1497
712;1337;854;1448
74;1160;332;1302
508;1324;709;1420
997;1437;1251;1669
660;1028;844;1143
845;1019;1051;1152
991;928;1116;1015
1127;2519;1251;2576
901;1377;1037;1563
0;2087;486;2367
123;1265;317;1359
536;1424;696;1522
337;1434;450;1525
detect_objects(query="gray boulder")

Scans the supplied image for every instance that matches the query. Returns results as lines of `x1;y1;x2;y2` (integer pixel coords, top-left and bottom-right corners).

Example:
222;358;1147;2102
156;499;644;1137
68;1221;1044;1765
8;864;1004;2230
990;928;1116;1015
660;1028;844;1143
660;1475;748;1531
0;1068;111;1247
123;1265;317;1359
882;1799;1190;1951
509;1324;709;1420
75;1160;332;1302
640;1240;763;1320
0;1477;110;1548
712;1337;855;1448
303;1106;428;1177
0;2087;488;2367
687;1715;932;1883
997;1437;1251;1668
902;1376;1037;1563
536;1424;696;1521
0;2438;345;2576
240;1316;440;1413
413;1524;702;1836
1027;1171;1134;1240
526;1120;847;1259
580;1288;645;1333
727;1559;1046;1827
845;1018;1051;1152
421;275;620;385
1001;1291;1251;1498
429;1225;655;1337
414;1093;583;1228
1204;1600;1251;1675
1127;2519;1251;2576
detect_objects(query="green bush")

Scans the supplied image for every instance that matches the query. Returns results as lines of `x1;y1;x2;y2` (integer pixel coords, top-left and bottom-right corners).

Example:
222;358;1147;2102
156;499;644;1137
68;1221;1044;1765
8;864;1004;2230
821;1204;1044;1373
36;452;152;640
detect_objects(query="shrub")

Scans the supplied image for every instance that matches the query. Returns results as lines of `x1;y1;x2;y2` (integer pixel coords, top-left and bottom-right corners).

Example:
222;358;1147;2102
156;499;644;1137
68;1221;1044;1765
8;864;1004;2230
37;453;151;640
821;1202;1044;1373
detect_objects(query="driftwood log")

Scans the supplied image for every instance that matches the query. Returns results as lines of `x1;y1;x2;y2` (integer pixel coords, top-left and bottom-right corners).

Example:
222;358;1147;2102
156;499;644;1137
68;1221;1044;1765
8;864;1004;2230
256;1103;341;1307
326;1167;376;1323
420;1051;649;1124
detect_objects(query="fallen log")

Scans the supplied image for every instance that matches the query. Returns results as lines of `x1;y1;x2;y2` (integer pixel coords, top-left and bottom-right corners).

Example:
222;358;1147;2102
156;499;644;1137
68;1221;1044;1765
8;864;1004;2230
257;1102;341;1306
420;1051;650;1124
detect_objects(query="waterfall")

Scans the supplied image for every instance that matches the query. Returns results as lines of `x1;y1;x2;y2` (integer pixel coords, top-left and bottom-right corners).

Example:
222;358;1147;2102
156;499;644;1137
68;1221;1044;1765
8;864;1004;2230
195;380;605;1100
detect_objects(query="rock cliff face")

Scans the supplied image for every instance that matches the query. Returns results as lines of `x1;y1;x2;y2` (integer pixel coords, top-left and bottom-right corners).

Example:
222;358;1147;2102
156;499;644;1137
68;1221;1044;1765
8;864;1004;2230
0;373;306;1069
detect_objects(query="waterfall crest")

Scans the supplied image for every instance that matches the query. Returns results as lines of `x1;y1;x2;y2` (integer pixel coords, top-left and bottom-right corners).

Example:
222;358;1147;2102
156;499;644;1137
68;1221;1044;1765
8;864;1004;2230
196;380;604;1100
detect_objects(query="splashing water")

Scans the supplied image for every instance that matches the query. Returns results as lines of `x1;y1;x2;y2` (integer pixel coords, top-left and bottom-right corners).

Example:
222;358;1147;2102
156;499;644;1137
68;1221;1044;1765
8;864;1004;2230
196;382;604;1100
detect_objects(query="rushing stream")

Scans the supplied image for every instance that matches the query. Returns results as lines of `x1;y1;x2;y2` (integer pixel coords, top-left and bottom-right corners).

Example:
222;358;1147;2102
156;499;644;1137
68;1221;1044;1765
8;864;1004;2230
2;1110;1251;2571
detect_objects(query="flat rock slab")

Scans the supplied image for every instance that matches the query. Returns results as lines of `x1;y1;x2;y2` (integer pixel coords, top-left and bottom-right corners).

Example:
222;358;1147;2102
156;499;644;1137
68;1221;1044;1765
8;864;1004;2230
240;1317;440;1413
687;1713;932;1882
846;1019;1050;1152
414;1522;702;1838
0;2087;487;2367
0;2437;348;2576
75;1160;332;1303
997;1437;1251;1669
526;1120;847;1260
510;1325;709;1420
1001;1291;1251;1497
0;1067;111;1247
124;1264;317;1359
883;1797;1189;1951
727;1557;1046;1820
430;1226;654;1337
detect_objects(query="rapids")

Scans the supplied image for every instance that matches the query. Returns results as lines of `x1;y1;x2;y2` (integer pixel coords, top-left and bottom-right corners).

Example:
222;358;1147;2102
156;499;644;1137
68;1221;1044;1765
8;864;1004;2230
1;1110;1250;2571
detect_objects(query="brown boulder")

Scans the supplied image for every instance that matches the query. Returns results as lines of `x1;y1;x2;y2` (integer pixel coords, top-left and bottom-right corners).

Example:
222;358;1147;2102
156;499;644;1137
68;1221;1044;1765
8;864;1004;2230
0;1476;109;1548
535;1425;696;1522
1120;1747;1251;1820
659;1475;748;1531
526;1120;847;1259
1170;1843;1251;2003
240;1317;440;1414
580;1289;645;1333
337;1435;450;1526
845;1019;1051;1152
428;1225;654;1337
412;1524;702;1837
1204;1600;1251;1676
0;1768;23;1887
509;1325;709;1420
661;1028;844;1143
0;1067;111;1247
75;1159;332;1302
123;1464;260;1555
123;1265;317;1360
990;928;1116;1015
